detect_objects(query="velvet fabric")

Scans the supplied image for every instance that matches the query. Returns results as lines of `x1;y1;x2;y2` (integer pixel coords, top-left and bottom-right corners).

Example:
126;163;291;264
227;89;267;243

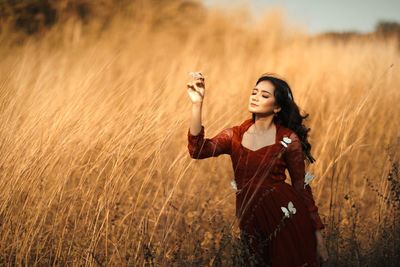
188;118;325;266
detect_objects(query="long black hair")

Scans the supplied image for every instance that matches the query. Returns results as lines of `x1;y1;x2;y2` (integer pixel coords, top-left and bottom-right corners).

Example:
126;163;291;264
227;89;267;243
252;73;316;164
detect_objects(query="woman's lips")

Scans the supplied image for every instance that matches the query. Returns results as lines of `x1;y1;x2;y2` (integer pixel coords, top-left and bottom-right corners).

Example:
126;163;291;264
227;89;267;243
251;103;258;107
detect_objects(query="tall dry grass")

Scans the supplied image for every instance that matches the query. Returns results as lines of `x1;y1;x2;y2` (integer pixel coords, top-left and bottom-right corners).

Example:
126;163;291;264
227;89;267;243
0;0;399;265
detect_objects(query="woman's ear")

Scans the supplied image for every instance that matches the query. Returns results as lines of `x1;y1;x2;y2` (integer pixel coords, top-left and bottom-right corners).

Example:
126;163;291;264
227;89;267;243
275;106;282;113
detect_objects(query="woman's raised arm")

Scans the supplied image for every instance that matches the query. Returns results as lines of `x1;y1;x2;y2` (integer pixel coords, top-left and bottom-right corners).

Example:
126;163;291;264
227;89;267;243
187;72;205;137
186;72;233;159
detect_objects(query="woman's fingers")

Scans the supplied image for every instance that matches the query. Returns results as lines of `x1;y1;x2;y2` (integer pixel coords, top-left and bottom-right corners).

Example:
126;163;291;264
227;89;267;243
195;80;205;89
186;82;204;97
186;82;198;91
186;82;194;89
317;245;329;262
189;81;204;90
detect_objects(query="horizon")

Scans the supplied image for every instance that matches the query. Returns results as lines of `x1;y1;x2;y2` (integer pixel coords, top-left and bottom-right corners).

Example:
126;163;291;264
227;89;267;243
202;0;400;34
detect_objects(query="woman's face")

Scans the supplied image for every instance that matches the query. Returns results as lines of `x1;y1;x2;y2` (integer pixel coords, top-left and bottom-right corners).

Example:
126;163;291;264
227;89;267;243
248;80;281;115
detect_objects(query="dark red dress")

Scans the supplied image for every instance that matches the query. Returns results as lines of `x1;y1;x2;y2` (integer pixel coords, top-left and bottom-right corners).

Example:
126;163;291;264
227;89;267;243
187;118;325;267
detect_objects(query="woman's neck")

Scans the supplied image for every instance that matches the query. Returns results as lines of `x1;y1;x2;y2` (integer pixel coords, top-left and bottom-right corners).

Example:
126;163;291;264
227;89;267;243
250;115;275;134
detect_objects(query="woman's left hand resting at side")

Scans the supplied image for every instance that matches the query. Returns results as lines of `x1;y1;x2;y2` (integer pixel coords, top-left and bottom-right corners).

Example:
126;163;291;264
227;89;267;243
316;229;329;263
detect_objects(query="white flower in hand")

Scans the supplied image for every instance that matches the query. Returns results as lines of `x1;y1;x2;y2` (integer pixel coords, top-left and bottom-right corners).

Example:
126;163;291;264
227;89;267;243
189;71;205;80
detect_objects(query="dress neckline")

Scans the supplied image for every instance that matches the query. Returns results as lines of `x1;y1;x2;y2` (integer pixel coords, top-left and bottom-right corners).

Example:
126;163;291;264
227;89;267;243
239;119;280;152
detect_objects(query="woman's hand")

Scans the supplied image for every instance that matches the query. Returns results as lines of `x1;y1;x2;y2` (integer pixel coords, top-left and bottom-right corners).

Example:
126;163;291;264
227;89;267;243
187;73;205;105
316;230;329;264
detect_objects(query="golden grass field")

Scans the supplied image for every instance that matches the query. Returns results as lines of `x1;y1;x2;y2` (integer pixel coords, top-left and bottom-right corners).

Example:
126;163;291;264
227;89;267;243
0;0;399;265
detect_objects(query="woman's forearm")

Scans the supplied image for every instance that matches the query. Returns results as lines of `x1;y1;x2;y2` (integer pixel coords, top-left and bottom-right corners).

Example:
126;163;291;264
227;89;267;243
190;103;203;136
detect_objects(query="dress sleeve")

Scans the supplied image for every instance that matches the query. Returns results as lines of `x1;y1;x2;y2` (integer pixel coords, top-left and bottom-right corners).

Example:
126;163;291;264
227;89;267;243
187;125;233;159
284;132;325;230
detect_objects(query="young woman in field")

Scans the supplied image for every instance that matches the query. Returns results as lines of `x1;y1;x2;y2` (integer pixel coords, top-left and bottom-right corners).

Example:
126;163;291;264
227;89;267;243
186;73;329;267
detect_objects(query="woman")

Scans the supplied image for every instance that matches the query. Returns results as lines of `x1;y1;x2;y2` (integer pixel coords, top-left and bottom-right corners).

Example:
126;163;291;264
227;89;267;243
186;72;329;266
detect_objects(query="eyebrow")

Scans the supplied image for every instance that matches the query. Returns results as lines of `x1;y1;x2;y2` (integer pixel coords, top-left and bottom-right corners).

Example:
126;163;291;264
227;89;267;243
253;88;272;94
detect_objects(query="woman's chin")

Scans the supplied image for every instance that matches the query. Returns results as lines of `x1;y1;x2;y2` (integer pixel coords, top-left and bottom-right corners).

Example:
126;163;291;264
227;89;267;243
248;107;258;113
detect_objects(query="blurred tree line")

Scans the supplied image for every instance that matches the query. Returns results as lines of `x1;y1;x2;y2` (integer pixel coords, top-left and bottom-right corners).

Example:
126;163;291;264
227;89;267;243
0;0;399;40
0;0;206;34
315;20;400;45
375;20;400;38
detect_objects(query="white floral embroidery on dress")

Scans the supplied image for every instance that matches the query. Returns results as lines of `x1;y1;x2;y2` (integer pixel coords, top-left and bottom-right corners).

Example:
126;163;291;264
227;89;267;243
280;136;292;148
304;172;315;188
281;201;296;218
230;179;237;191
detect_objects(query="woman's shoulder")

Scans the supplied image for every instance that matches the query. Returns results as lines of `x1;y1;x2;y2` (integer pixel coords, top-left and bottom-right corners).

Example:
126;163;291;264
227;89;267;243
223;119;252;137
277;123;300;141
235;118;253;132
227;118;251;129
239;118;253;127
278;124;293;135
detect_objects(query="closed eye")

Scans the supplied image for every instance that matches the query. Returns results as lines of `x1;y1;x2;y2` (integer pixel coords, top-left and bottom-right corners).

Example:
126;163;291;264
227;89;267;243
252;92;269;98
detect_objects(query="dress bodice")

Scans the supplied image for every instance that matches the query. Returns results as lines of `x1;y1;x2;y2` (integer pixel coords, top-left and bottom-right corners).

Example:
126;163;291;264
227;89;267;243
230;118;289;190
187;118;325;230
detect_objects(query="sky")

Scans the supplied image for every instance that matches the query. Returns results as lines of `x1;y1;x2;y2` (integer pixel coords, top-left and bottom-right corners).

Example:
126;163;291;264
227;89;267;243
202;0;400;34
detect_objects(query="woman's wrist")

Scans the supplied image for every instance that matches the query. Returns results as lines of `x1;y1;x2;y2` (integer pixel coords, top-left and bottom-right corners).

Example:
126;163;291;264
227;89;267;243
192;102;203;108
